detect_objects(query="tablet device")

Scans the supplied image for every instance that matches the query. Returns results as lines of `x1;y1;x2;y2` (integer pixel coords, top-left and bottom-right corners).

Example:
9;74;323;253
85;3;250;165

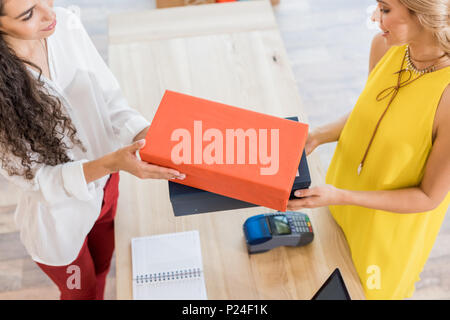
311;268;351;300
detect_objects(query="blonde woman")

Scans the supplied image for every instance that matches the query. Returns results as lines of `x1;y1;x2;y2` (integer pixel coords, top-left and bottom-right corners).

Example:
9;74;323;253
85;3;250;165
288;0;450;299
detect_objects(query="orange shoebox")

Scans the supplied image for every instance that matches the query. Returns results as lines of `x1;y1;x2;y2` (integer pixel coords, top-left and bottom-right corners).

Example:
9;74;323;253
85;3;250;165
139;90;309;212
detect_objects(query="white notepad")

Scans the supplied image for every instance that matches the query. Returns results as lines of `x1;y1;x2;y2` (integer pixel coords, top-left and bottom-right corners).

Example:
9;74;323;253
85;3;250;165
131;230;208;300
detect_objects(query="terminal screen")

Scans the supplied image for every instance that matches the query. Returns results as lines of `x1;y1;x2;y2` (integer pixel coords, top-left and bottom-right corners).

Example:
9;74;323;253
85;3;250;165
269;215;291;235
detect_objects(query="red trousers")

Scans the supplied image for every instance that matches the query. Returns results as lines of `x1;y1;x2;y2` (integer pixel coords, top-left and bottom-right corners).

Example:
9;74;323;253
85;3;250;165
36;172;120;300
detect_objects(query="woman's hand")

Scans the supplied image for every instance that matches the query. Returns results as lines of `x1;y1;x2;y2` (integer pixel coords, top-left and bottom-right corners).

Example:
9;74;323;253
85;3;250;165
304;113;350;155
304;130;322;156
287;184;345;210
105;139;185;181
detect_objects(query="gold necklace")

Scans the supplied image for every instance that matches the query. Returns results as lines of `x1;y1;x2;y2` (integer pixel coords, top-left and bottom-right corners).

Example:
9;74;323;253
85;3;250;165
405;45;447;75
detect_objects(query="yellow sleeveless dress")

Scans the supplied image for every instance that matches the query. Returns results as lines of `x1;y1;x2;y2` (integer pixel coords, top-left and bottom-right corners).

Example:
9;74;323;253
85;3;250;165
325;44;450;300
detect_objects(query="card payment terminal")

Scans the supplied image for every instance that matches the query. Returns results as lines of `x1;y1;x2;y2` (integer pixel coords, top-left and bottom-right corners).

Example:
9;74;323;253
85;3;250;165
243;211;314;254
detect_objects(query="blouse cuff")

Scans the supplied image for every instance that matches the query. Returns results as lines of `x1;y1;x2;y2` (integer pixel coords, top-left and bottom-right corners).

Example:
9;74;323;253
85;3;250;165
61;159;95;201
119;116;151;147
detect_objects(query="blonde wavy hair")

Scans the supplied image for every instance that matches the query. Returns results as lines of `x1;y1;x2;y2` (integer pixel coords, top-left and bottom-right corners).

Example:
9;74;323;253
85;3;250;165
399;0;450;56
399;0;450;54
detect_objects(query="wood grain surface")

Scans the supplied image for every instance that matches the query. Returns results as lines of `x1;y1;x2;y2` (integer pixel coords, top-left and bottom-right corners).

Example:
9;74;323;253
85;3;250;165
108;0;365;300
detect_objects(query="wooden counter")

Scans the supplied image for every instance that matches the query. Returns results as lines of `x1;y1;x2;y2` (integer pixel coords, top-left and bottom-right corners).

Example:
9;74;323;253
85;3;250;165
108;0;365;300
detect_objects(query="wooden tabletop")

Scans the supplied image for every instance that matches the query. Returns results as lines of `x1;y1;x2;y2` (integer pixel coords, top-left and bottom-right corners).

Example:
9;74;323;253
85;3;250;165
108;0;365;300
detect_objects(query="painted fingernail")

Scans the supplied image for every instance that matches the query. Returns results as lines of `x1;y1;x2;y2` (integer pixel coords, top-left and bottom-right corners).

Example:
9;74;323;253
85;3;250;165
295;191;301;197
177;174;186;180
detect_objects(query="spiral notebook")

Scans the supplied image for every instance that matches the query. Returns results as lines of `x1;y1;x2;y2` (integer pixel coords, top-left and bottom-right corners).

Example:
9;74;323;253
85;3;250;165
131;230;207;300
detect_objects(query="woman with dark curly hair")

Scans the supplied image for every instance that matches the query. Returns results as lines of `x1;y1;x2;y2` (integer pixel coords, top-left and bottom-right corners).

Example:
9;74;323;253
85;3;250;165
0;0;185;299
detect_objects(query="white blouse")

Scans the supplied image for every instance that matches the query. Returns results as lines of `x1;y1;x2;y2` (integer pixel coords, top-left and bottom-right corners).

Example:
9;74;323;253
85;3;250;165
0;7;150;266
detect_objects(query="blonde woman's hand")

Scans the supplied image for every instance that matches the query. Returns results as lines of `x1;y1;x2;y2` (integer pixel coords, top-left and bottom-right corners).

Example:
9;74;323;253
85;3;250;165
287;185;345;210
106;139;185;181
304;130;322;156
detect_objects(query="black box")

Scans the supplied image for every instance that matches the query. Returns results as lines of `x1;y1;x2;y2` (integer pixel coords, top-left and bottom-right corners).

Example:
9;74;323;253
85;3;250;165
168;116;311;216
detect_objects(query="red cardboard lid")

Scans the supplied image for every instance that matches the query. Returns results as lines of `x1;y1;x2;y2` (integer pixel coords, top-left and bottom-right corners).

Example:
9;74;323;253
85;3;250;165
139;90;308;211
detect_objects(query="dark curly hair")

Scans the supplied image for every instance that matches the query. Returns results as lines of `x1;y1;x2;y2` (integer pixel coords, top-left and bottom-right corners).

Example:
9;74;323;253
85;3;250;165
0;2;86;180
